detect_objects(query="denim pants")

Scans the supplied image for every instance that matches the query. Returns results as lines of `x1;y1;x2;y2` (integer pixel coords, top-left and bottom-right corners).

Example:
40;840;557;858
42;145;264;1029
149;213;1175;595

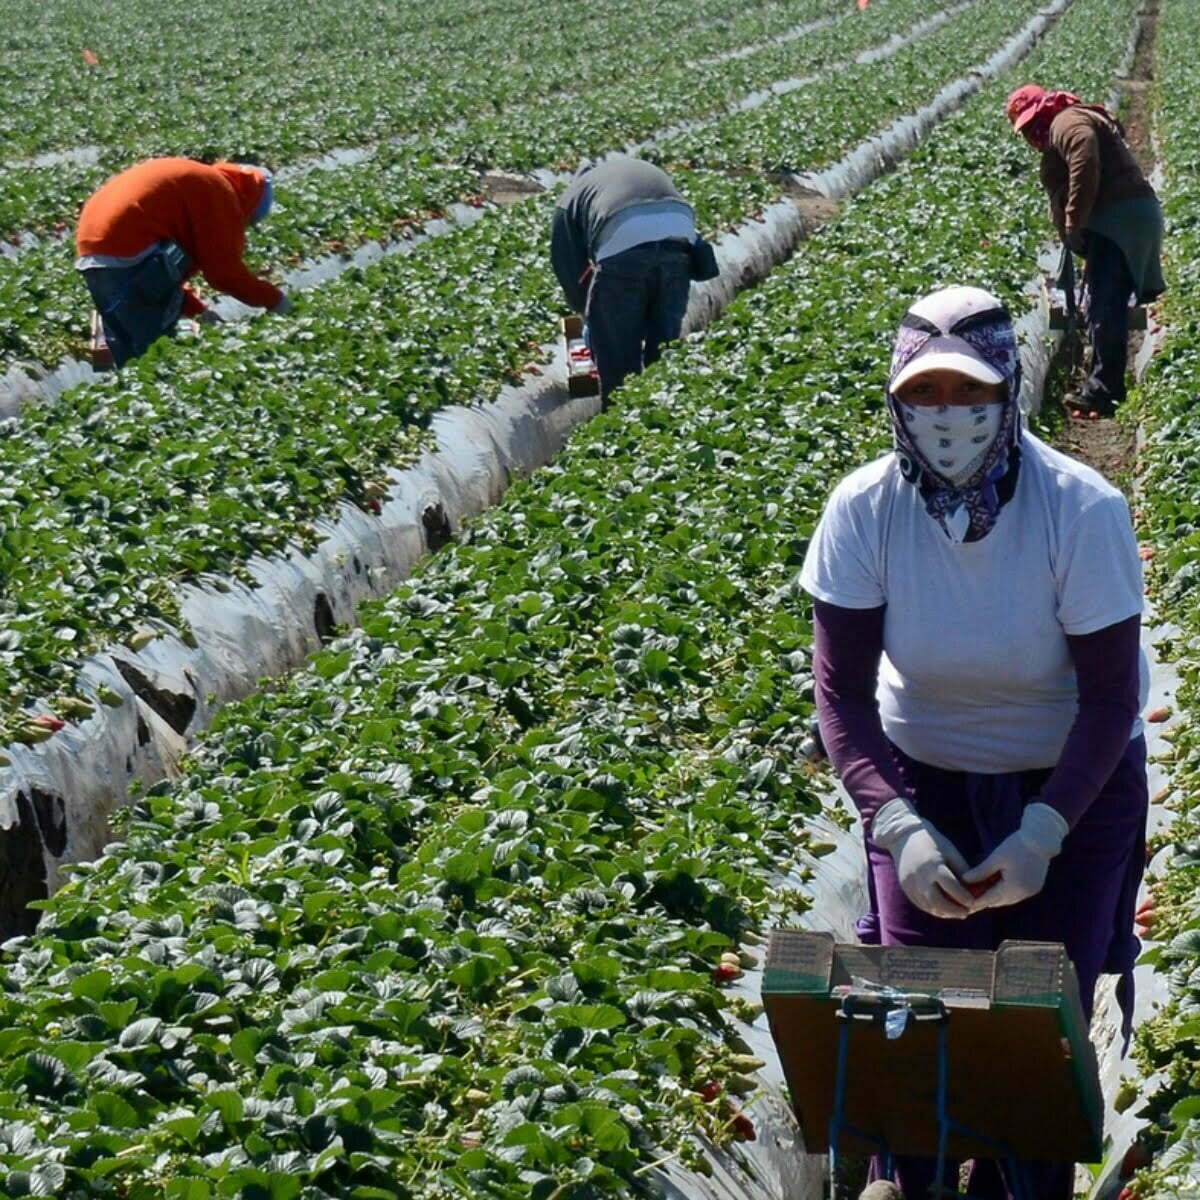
1084;232;1136;408
82;241;191;367
584;239;692;405
860;736;1147;1199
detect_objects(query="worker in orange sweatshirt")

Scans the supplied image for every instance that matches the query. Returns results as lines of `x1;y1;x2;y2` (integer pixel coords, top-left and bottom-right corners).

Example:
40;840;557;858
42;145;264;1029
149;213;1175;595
76;157;291;367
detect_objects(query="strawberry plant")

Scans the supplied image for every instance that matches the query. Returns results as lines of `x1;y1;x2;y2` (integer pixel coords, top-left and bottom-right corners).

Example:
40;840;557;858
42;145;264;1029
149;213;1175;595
1115;0;1200;1192
0;0;1064;739
0;0;968;377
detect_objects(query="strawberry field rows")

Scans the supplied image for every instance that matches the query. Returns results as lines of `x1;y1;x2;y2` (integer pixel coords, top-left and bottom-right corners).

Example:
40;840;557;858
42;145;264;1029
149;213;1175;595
0;0;977;373
0;0;844;163
0;0;1158;1194
0;0;843;233
0;0;1056;750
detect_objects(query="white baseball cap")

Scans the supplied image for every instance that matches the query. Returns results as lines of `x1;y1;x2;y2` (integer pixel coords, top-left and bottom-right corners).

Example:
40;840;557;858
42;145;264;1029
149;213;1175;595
890;285;1009;391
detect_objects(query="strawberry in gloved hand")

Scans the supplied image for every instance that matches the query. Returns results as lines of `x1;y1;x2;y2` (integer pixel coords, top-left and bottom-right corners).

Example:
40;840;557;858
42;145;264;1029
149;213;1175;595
962;802;1069;909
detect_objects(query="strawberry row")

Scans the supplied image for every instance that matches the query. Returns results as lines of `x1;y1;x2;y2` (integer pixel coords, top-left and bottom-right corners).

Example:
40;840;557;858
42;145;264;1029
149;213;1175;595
0;0;846;237
1119;0;1200;1191
0;0;961;373
0;0;1054;743
0;0;1141;1194
0;0;833;163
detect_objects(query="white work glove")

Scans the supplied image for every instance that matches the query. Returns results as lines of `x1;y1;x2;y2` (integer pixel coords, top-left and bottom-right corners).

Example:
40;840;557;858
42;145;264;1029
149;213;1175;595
196;308;223;327
961;802;1069;910
871;798;975;920
272;293;293;316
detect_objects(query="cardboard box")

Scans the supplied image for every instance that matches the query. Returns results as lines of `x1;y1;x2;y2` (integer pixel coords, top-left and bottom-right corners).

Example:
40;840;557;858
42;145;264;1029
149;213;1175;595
89;311;114;371
562;314;599;398
762;931;1103;1163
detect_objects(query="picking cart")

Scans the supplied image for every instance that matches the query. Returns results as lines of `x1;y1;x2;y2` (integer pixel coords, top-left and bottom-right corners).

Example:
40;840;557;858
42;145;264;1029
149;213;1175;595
762;932;1104;1198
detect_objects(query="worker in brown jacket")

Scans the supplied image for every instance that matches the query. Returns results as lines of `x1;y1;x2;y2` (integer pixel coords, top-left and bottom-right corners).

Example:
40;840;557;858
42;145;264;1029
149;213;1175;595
1006;85;1164;416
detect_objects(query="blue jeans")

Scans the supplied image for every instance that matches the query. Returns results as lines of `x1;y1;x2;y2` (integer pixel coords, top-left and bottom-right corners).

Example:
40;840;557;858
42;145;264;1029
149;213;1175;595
584;239;692;406
1084;232;1135;409
82;241;191;367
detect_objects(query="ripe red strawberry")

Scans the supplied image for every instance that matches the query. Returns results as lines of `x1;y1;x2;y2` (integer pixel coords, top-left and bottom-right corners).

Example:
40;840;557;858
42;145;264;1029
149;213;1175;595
713;963;739;984
697;1081;721;1102
1135;894;1156;936
966;871;1001;899
1120;1142;1151;1179
731;1112;756;1141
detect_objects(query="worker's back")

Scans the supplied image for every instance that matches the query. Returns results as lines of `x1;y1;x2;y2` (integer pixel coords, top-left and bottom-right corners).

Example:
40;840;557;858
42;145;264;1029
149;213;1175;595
556;156;687;253
77;158;263;261
1040;107;1155;217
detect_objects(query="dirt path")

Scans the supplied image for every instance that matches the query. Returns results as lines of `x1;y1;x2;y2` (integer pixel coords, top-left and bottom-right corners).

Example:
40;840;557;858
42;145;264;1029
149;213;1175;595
1051;1;1158;492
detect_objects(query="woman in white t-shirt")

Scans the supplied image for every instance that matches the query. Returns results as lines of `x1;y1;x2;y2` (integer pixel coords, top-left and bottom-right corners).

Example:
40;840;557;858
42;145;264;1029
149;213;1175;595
800;286;1147;1200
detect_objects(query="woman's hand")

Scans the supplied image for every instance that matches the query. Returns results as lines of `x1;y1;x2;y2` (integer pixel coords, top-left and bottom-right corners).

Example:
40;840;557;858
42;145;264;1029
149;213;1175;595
962;802;1069;909
871;798;976;919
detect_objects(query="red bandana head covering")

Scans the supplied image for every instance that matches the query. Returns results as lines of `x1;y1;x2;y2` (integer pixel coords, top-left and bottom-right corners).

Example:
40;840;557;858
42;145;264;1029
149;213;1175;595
1005;85;1082;150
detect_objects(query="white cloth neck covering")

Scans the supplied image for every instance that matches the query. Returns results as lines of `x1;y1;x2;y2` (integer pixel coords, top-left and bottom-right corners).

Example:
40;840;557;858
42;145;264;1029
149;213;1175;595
897;401;1003;487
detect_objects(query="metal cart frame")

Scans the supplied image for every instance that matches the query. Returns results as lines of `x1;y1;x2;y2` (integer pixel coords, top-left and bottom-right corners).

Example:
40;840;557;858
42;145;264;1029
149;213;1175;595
827;991;1035;1200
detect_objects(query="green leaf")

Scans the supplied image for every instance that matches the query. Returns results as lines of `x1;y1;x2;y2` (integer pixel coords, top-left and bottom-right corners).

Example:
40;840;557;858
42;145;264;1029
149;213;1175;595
230;1028;264;1068
99;999;139;1031
443;852;481;885
165;1181;212;1200
555;1004;625;1030
70;969;113;1002
118;1016;162;1047
203;1088;245;1127
89;1090;141;1128
1169;1095;1200;1124
641;648;670;679
162;1114;206;1143
48;1040;103;1071
311;1136;347;1175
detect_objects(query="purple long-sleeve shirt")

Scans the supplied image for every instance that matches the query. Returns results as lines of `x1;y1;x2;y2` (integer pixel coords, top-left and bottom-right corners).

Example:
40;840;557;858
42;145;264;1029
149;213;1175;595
812;599;1142;829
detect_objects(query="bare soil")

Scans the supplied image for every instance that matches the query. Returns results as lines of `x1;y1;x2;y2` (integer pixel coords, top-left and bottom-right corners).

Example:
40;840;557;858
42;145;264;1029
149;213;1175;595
1118;4;1159;176
790;187;841;225
479;170;545;207
1056;403;1138;485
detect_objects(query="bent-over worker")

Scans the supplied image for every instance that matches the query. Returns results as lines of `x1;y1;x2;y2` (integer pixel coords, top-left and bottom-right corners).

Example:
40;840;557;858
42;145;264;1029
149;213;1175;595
551;156;715;406
800;286;1148;1199
76;157;291;367
1006;85;1164;416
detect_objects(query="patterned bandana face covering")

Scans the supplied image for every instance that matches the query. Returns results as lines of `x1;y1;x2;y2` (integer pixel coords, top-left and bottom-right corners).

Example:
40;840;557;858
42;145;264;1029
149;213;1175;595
886;298;1023;544
897;401;1004;487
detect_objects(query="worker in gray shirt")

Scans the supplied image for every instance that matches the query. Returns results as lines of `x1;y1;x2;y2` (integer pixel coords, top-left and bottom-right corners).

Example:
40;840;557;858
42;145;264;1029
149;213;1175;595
551;156;716;407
